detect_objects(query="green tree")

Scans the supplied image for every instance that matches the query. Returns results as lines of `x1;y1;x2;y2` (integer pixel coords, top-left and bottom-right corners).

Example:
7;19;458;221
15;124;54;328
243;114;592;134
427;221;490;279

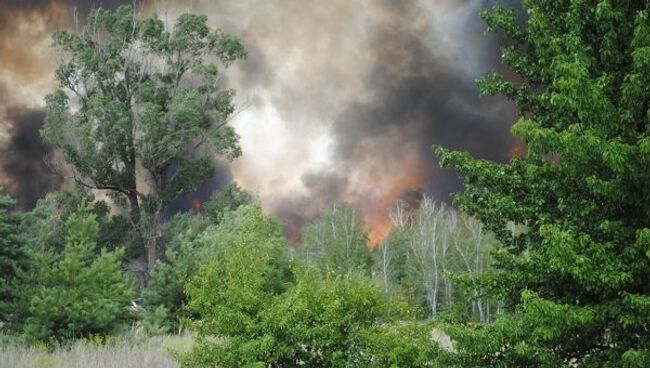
299;206;372;275
142;184;253;330
23;187;138;258
180;205;293;367
182;267;437;368
435;1;650;366
0;189;27;329
18;204;134;342
203;182;252;223
42;5;246;273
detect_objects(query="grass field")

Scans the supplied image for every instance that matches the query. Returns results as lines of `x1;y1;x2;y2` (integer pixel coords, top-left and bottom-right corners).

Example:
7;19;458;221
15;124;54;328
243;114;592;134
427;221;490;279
0;334;192;368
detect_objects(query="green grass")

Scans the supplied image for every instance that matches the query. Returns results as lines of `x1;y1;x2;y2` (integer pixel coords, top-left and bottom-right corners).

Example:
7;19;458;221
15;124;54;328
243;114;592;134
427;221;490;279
0;334;192;368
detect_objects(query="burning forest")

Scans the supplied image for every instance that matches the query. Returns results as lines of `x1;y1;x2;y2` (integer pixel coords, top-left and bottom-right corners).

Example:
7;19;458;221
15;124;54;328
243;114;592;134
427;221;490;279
4;1;640;366
0;0;519;241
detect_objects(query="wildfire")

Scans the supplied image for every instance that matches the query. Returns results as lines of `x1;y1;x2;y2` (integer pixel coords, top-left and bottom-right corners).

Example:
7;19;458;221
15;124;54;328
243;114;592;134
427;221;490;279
358;172;423;247
192;199;202;214
507;139;527;159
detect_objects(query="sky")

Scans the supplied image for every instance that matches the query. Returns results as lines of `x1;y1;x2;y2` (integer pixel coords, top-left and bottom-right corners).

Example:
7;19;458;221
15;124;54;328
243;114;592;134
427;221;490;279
0;0;519;243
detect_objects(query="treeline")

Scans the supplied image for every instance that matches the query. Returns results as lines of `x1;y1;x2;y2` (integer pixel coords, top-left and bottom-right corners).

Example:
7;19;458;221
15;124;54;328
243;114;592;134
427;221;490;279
0;183;497;366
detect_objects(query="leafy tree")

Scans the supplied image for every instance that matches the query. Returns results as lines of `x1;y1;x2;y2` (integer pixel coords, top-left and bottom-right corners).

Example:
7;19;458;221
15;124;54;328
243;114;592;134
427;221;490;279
299;206;372;275
203;182;252;223
375;198;496;321
436;1;650;366
182;266;437;368
23;187;138;258
18;204;134;342
42;5;247;273
0;189;27;329
180;205;293;367
142;184;253;329
352;321;441;368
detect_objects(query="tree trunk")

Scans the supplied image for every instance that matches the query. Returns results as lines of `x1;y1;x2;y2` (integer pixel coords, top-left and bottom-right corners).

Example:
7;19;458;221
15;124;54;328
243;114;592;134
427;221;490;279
146;211;165;275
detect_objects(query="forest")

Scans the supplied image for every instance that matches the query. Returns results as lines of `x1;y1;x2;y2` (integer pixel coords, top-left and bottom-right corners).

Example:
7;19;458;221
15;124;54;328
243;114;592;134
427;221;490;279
1;1;649;367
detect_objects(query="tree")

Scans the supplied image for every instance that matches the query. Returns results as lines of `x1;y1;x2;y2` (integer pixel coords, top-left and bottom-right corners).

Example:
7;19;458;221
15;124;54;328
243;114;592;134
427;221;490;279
436;1;650;366
142;183;252;330
42;5;247;274
182;266;438;368
299;206;372;275
375;197;496;321
0;189;27;329
203;182;252;223
18;204;134;342
181;205;293;367
22;187;138;258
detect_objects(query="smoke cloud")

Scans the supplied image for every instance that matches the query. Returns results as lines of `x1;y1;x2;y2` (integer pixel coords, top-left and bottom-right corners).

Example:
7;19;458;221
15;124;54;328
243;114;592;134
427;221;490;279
0;0;519;242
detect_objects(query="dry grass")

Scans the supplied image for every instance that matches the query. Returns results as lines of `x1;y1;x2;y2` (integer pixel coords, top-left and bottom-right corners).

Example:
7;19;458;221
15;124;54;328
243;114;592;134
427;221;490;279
0;334;192;368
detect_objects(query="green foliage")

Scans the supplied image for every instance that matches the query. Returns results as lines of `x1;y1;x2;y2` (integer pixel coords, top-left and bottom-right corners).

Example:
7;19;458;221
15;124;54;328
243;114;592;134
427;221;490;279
179;205;443;367
436;1;650;365
374;199;497;321
353;322;440;367
139;305;171;337
22;187;141;260
42;4;246;268
142;184;253;329
203;182;252;223
299;206;372;275
0;189;27;328
182;266;438;368
142;212;209;330
18;204;134;342
179;205;293;367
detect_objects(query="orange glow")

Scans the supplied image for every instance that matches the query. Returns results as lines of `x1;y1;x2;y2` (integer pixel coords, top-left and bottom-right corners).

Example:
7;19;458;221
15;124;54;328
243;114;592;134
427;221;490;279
358;172;423;248
508;139;527;159
192;199;202;214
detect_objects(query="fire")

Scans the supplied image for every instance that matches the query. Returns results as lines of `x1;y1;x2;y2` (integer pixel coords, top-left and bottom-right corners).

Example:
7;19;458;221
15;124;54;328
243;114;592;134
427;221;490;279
365;214;393;248
508;139;527;159
192;199;202;214
358;172;423;247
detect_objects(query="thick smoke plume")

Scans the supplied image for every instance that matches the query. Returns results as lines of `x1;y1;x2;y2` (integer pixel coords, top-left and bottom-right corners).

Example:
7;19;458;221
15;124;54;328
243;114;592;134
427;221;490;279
0;0;518;242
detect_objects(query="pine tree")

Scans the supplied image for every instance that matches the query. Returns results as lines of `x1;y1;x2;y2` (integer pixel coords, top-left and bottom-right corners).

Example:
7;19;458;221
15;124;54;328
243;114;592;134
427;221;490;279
19;204;134;342
0;189;26;328
436;1;650;366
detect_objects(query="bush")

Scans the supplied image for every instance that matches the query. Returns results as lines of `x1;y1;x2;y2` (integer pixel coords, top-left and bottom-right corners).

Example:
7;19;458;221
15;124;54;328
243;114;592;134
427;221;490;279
18;204;135;342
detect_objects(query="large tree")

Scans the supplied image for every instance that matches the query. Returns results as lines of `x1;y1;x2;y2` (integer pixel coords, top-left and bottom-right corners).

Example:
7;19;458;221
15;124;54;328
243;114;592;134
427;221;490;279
436;1;650;366
42;5;246;273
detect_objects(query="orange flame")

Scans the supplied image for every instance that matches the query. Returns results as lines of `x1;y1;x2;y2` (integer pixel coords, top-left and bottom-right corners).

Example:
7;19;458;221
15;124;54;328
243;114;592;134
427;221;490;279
508;139;527;159
192;199;202;214
359;172;423;247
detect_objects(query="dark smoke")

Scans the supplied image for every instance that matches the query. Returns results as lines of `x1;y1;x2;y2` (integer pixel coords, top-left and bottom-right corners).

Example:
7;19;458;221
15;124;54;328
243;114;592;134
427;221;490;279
259;1;518;233
0;0;525;236
164;160;234;217
0;107;63;209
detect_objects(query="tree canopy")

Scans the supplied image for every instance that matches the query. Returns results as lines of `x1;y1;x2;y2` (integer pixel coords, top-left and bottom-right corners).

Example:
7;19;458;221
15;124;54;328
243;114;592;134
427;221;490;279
42;5;246;271
436;1;650;366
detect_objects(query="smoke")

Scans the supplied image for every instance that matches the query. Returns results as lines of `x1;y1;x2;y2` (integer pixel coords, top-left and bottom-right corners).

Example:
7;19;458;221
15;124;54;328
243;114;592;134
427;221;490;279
183;0;518;242
0;0;520;243
0;0;133;206
0;107;63;209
